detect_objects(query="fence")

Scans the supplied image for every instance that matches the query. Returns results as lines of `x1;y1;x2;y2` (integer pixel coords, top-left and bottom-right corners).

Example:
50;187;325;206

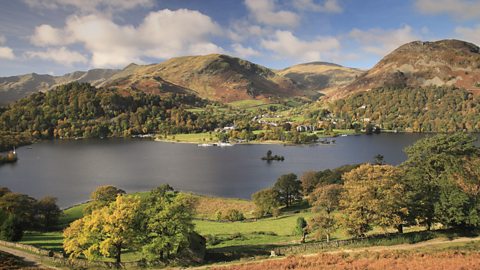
0;240;144;269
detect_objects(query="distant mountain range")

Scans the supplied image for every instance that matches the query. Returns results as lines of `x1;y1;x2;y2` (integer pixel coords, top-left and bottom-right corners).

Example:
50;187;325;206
0;55;360;106
1;39;479;106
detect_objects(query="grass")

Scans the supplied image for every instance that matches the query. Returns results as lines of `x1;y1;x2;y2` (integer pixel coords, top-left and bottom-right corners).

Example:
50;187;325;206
20;231;64;253
157;132;216;143
227;100;266;109
190;194;256;219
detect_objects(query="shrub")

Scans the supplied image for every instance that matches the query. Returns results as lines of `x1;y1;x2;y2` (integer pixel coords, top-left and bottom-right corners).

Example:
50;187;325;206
224;209;245;222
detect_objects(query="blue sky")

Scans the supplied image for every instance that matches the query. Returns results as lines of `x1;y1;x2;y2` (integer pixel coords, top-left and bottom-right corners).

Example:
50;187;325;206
0;0;479;76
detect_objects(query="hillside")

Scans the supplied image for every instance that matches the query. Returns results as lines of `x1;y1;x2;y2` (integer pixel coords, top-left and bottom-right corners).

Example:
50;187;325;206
101;54;311;103
0;69;119;106
330;39;480;99
277;62;363;93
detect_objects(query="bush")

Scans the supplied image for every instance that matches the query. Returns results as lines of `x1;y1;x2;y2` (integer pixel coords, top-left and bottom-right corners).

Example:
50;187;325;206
205;234;222;246
293;217;307;236
0;215;23;241
224;209;245;222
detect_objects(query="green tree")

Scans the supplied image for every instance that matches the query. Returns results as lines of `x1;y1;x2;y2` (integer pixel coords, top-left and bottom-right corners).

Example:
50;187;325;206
252;188;280;218
84;185;126;214
139;185;195;263
36;196;61;231
402;133;478;229
273;173;302;207
0;214;23;241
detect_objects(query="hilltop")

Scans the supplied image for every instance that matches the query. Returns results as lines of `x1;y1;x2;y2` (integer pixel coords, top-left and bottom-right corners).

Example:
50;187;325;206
100;54;311;103
330;39;480;99
277;62;363;93
0;69;119;105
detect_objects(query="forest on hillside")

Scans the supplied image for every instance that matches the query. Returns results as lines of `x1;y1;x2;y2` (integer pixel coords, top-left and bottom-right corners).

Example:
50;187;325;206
325;86;480;132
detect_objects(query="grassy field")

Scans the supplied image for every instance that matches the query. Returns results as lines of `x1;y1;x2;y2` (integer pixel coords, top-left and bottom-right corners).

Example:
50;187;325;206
227;100;266;109
156;132;216;143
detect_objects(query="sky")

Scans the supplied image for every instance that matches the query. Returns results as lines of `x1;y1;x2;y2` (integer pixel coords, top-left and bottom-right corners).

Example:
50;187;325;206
0;0;480;76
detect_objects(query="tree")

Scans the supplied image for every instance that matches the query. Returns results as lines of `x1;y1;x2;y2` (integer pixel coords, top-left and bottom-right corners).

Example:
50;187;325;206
252;188;280;218
139;185;195;263
373;154;385;165
64;195;141;266
402;133;478;229
301;171;319;195
340;164;407;237
84;185;126;213
293;217;308;243
273;173;302;207
36;196;61;231
0;193;36;226
309;184;342;243
309;212;337;242
223;209;245;221
309;184;343;215
0;214;23;241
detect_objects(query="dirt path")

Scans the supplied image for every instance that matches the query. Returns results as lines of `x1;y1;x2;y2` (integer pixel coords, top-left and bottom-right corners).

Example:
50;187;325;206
0;244;58;269
191;236;480;270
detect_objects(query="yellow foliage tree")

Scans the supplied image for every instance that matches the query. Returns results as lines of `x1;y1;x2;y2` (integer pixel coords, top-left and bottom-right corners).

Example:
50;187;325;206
64;195;141;265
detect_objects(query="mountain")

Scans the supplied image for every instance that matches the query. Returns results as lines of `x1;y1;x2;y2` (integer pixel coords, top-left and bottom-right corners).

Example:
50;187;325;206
100;54;310;103
0;69;119;105
329;39;480;99
276;62;363;93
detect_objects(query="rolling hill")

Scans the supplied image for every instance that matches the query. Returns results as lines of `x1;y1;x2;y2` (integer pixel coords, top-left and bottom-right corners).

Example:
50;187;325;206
100;54;311;103
330;39;480;99
0;69;119;106
277;62;363;93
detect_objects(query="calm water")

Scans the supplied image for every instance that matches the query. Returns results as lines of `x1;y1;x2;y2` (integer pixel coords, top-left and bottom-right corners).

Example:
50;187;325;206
0;134;428;207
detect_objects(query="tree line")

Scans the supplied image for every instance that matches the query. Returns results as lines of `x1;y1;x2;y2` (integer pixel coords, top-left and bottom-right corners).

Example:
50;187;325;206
252;133;480;242
0;188;61;241
325;86;480;132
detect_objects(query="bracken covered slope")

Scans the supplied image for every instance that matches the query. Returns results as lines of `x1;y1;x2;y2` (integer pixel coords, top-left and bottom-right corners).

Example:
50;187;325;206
100;54;310;103
330;39;480;99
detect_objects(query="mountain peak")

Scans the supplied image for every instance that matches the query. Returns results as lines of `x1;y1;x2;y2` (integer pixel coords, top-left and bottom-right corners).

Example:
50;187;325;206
331;39;480;99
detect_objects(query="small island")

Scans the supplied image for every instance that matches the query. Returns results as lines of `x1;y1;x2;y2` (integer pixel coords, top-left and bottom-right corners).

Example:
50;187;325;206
261;150;284;161
0;149;17;165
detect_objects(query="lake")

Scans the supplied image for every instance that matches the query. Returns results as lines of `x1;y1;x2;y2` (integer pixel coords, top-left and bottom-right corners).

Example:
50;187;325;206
0;134;428;207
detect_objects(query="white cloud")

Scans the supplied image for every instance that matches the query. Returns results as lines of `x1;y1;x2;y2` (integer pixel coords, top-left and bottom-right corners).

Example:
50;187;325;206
349;25;419;56
30;24;69;46
245;0;299;27
455;25;480;45
227;21;269;42
415;0;480;20
23;0;154;14
29;9;223;67
0;47;15;60
292;0;342;13
232;43;261;58
0;35;15;60
261;30;340;61
25;47;88;65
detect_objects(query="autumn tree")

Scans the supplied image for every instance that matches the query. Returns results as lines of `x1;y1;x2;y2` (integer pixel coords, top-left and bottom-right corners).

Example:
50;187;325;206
273;173;302;207
252;188;280;218
301;171;319;195
84;185;126;214
340;164;407;237
309;184;342;242
64;195;141;266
